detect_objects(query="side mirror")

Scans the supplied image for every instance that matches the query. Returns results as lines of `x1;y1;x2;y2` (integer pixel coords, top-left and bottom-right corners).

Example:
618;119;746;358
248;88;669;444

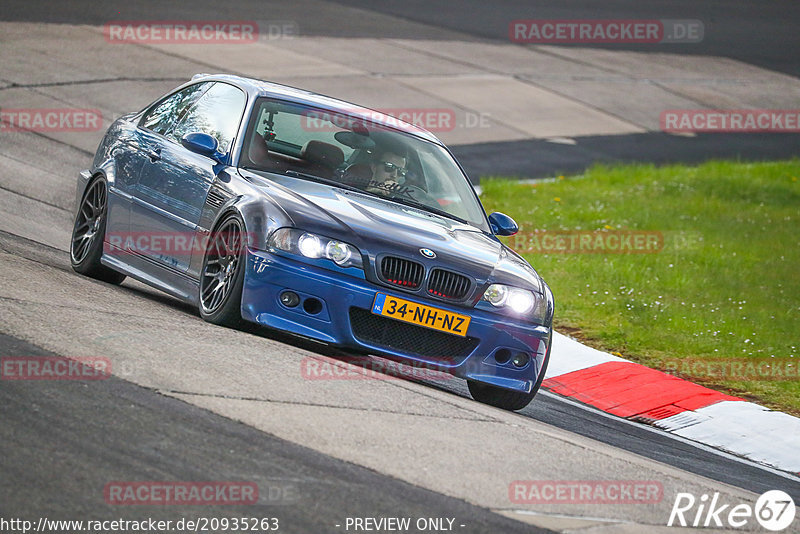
181;132;222;161
488;212;518;236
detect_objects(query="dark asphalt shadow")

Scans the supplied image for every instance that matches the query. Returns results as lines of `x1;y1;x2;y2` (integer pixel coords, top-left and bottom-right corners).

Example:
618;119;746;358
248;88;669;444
0;332;552;533
452;132;800;182
1;0;798;76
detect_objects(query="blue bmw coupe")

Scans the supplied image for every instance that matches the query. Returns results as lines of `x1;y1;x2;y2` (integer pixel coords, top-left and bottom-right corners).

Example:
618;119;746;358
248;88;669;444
70;74;554;410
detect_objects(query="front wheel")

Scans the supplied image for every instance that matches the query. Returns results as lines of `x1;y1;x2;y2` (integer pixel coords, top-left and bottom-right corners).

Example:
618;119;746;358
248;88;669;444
467;381;537;411
198;213;247;327
70;176;126;284
468;336;552;411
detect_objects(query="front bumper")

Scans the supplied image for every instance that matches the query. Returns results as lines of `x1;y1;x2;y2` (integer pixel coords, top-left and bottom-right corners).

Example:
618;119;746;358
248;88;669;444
241;248;551;393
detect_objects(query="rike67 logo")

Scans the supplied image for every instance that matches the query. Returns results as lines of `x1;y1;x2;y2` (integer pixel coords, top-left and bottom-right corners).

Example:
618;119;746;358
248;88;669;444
668;490;795;531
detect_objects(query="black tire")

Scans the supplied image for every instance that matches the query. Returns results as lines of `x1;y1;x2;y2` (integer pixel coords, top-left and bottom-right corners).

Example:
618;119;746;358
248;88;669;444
468;336;552;411
198;213;247;327
70;176;127;284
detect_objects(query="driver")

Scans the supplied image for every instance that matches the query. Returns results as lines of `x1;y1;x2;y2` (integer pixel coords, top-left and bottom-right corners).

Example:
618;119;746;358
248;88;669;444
367;150;409;197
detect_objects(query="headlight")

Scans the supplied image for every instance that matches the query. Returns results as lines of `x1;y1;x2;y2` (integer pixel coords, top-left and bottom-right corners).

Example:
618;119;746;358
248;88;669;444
298;233;323;258
482;283;544;320
483;284;508;306
268;228;363;269
507;289;535;314
326;240;353;265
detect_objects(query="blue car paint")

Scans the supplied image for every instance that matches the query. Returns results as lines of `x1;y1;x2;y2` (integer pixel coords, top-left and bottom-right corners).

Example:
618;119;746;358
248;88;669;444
77;73;555;397
242;248;550;394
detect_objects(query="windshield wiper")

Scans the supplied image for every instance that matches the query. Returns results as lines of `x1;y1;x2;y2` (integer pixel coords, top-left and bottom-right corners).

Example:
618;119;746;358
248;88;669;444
387;196;469;225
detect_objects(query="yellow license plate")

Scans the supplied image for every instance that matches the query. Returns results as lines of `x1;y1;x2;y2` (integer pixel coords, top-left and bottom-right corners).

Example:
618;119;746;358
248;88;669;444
371;293;471;337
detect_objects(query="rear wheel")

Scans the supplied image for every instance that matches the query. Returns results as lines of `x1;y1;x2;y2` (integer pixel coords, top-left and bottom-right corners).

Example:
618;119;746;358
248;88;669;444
70;176;126;284
468;336;552;411
199;213;246;327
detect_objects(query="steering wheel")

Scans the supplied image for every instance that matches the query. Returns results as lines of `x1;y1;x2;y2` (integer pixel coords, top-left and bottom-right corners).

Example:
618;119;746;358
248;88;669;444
389;184;437;205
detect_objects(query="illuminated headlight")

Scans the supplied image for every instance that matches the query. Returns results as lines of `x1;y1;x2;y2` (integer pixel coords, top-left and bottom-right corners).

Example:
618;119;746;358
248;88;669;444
268;228;362;269
507;289;535;314
482;284;544;319
298;233;324;258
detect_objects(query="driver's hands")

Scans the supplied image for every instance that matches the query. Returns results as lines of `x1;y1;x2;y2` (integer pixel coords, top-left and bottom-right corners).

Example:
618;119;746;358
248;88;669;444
367;179;399;196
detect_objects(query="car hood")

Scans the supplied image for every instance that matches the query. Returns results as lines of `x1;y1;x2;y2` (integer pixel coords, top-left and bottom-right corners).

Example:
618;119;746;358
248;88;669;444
243;170;544;294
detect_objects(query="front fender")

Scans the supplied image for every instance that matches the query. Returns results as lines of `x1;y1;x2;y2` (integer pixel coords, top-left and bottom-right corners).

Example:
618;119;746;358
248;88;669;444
229;194;290;252
210;180;294;252
189;188;294;279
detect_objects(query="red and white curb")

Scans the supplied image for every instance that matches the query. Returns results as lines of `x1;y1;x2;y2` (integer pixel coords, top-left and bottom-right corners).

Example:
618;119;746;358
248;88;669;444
544;332;800;474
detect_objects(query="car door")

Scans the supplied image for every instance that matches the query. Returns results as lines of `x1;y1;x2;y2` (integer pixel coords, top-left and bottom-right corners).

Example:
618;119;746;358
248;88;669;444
130;82;247;272
108;83;212;247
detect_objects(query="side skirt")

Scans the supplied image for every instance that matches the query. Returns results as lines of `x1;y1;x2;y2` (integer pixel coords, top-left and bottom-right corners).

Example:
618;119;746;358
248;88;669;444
101;245;199;305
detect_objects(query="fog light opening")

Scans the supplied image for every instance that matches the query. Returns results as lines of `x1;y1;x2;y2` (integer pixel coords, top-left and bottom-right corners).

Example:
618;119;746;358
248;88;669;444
512;352;530;368
303;297;323;315
494;348;512;365
280;291;300;308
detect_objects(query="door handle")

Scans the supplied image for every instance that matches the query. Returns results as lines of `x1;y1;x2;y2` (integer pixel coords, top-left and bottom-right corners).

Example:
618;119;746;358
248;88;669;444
147;147;162;162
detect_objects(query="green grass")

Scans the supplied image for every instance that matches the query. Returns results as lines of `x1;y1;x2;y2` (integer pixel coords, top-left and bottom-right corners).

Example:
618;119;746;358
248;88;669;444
479;160;800;415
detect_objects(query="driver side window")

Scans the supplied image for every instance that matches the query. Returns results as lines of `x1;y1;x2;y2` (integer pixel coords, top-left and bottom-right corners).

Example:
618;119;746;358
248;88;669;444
169;82;246;154
140;82;211;136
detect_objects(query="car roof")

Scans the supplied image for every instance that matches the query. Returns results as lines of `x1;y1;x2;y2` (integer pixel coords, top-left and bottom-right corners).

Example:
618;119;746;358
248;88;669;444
191;73;444;145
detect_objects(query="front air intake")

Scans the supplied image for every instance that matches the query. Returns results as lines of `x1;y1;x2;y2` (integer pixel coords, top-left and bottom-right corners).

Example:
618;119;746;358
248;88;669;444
427;269;471;300
380;256;424;289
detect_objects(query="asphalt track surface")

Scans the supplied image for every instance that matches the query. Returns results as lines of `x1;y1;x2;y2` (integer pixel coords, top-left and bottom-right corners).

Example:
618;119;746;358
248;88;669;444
3;0;799;179
334;0;800;177
1;1;799;532
6;0;800;74
1;230;798;529
0;329;543;533
330;0;800;76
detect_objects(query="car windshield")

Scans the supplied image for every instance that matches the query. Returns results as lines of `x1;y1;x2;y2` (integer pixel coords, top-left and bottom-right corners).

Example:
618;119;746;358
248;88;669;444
240;98;489;231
